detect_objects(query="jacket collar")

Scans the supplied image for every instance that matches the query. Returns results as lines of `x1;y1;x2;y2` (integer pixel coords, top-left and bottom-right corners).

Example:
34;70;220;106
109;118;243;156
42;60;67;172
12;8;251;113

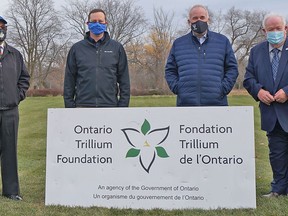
274;38;288;88
191;30;210;44
85;31;110;45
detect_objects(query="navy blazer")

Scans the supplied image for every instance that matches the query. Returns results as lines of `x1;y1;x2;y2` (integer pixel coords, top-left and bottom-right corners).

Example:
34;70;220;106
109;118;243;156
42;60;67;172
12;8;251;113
244;38;288;132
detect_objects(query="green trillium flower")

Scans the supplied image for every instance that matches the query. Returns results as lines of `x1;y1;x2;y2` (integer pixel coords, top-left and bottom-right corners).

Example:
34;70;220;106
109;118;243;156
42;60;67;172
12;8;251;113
122;119;170;173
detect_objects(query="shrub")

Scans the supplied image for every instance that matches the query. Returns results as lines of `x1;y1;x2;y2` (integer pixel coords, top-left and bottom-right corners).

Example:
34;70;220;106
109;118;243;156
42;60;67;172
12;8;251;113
26;89;63;97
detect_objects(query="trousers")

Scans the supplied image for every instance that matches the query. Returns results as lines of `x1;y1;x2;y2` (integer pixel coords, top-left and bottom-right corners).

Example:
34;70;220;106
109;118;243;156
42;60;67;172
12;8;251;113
267;121;288;195
0;107;20;195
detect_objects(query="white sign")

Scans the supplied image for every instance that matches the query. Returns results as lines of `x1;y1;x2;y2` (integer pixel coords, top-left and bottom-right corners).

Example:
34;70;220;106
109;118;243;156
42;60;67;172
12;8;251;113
45;107;256;209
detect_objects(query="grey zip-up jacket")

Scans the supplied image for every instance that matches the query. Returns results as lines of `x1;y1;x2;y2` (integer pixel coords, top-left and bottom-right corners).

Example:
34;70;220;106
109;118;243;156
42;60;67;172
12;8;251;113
64;32;130;108
0;43;30;110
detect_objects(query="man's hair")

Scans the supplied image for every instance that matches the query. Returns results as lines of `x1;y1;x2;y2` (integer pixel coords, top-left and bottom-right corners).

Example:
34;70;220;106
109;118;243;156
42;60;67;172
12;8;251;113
262;13;286;28
189;4;209;18
88;9;106;21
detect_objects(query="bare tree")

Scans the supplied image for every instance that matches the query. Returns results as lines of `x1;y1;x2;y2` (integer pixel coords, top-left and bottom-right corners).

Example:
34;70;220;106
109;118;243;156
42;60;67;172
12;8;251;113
97;0;147;45
46;43;72;89
224;7;266;89
127;7;177;94
6;0;69;88
208;9;226;34
61;0;95;40
147;8;176;90
62;0;147;45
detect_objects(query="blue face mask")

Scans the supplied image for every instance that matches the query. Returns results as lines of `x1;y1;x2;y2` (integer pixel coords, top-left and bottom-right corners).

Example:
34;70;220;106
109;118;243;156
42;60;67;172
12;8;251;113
88;22;106;35
266;31;285;45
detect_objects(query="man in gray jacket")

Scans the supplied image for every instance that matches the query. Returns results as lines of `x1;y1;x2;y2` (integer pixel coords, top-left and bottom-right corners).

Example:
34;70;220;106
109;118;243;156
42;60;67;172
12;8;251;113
64;9;130;108
0;16;30;201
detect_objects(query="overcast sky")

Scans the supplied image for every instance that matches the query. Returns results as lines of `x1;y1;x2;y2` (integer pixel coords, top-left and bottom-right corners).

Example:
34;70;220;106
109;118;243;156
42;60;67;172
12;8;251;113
1;0;287;24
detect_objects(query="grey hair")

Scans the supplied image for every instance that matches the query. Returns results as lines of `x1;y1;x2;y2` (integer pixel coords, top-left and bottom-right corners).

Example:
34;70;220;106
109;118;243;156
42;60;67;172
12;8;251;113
189;5;209;18
262;13;286;28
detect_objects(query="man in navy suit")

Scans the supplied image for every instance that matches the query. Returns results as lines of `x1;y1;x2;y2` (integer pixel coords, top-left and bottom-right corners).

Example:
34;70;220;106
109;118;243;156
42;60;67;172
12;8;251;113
244;13;288;197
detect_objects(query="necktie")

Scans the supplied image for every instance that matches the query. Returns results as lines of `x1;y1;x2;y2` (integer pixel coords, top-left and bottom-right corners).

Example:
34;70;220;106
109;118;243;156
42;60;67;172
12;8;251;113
271;48;280;81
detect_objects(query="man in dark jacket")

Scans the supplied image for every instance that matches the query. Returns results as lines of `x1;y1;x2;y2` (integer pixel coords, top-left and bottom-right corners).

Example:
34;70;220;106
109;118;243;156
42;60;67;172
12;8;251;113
0;16;30;201
64;9;130;108
244;13;288;197
165;5;238;106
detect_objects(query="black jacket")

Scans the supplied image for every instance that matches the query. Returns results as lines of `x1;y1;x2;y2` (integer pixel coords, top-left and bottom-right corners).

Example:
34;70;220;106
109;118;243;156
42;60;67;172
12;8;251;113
64;32;130;108
0;43;30;110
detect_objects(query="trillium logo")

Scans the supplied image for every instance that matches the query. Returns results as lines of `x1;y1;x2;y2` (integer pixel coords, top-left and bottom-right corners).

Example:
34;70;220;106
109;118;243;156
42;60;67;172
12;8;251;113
121;119;170;173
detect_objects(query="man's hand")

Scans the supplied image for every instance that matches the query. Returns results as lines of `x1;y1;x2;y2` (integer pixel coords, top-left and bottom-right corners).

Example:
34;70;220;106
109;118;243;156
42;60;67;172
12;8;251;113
274;89;288;103
257;89;275;105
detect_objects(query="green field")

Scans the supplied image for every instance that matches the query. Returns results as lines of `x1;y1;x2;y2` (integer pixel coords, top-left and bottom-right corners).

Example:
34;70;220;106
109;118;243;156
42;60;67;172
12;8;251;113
1;95;287;216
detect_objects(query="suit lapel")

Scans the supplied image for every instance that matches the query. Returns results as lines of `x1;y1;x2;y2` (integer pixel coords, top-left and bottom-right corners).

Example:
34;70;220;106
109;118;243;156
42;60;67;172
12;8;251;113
274;39;288;90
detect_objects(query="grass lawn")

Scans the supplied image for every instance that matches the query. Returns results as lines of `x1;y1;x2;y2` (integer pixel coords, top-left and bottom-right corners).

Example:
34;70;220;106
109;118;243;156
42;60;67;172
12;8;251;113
0;95;287;215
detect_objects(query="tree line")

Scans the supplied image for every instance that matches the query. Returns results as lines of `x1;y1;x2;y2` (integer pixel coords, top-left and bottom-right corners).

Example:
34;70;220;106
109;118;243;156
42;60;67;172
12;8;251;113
5;0;271;94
